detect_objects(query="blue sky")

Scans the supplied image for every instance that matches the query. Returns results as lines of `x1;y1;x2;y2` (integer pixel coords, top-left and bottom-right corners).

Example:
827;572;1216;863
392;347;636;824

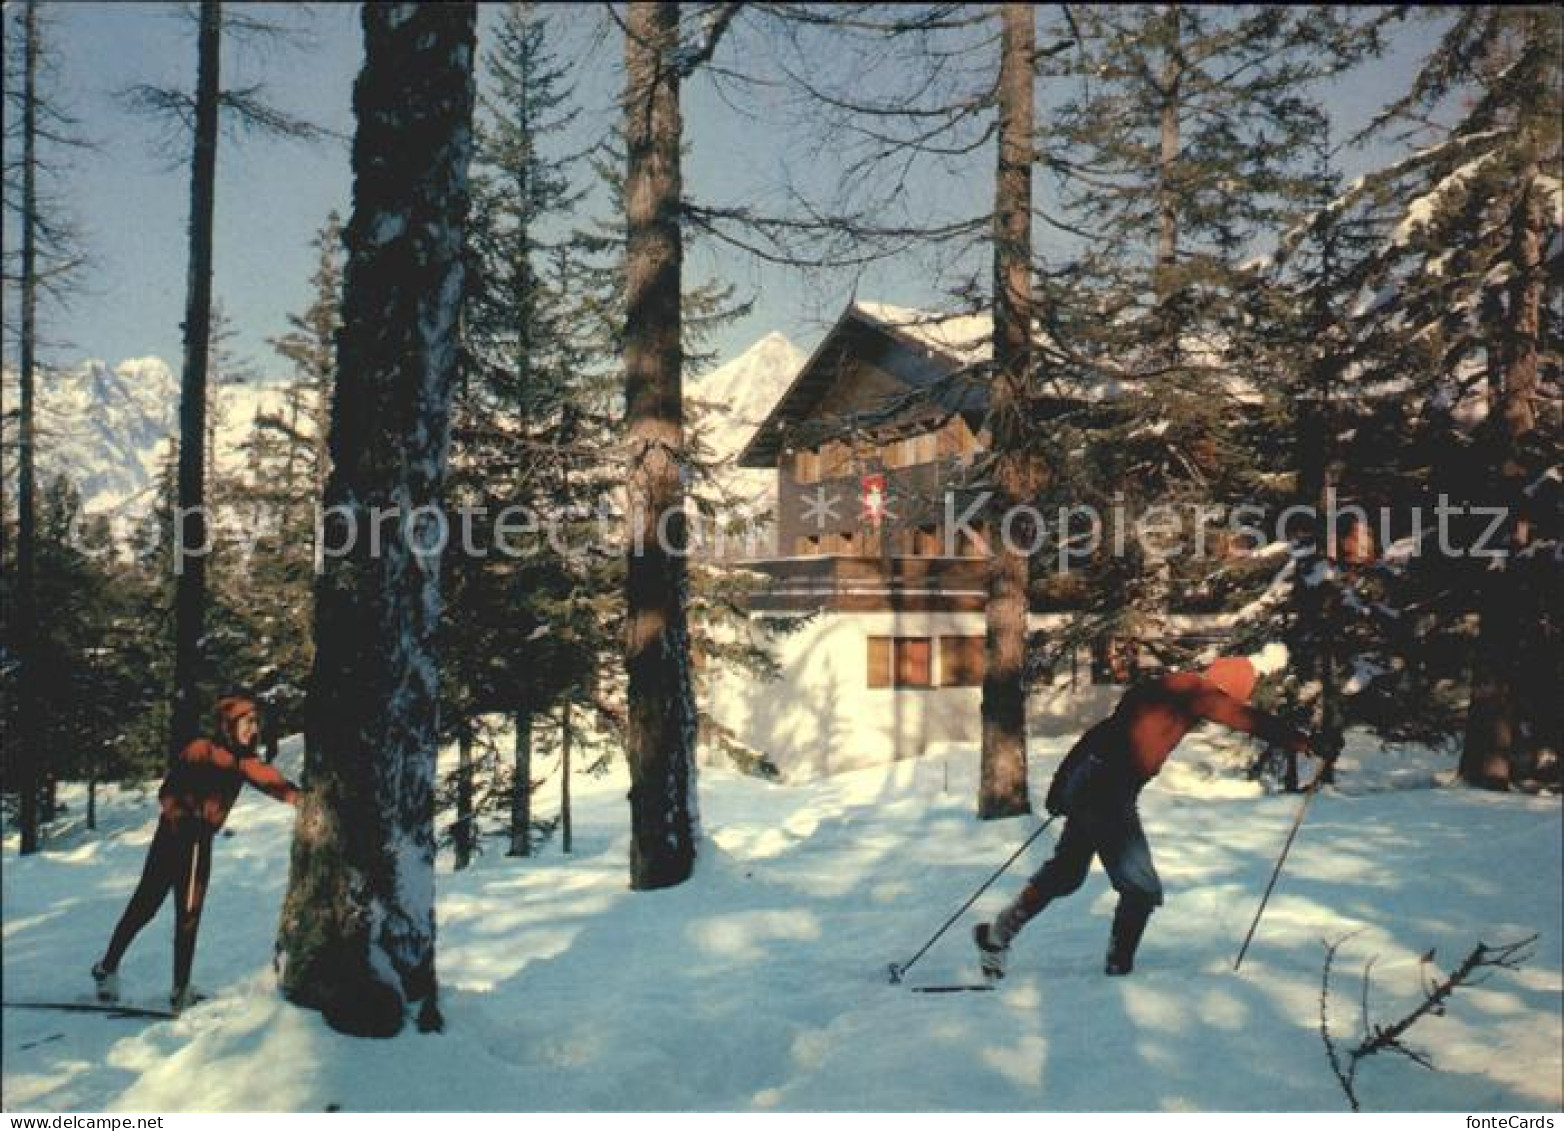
15;3;1450;379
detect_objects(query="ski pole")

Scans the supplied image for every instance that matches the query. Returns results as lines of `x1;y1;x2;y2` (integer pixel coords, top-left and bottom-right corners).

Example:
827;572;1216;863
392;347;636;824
888;813;1058;984
1232;773;1325;973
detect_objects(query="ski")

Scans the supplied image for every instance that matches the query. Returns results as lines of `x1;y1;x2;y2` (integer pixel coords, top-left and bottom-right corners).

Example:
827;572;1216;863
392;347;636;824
4;1000;178;1020
909;983;996;994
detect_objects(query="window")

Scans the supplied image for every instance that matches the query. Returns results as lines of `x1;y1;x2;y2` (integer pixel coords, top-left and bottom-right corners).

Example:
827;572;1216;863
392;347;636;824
868;636;933;688
939;636;985;687
895;637;932;687
867;637;891;688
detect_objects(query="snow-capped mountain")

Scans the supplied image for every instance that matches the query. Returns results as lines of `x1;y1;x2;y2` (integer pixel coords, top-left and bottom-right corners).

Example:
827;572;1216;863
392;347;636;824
10;333;800;538
14;357;288;521
33;357;179;518
686;331;805;527
689;331;806;463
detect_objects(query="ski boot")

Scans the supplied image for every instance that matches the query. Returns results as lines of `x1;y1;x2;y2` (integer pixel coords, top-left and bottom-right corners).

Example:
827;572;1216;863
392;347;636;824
974;922;1010;981
1105;898;1153;977
91;961;120;1003
170;984;205;1015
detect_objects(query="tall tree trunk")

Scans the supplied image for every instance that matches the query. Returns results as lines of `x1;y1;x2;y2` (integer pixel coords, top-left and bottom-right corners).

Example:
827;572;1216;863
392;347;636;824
1292;234;1344;791
169;0;222;756
978;3;1036;820
561;700;573;855
13;0;42;850
507;710;532;856
454;726;474;871
1460;155;1543;790
622;0;699;890
276;1;477;1039
14;0;42;854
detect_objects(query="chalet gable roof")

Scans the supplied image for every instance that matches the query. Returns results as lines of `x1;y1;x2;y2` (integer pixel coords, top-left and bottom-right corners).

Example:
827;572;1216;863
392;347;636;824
736;302;993;468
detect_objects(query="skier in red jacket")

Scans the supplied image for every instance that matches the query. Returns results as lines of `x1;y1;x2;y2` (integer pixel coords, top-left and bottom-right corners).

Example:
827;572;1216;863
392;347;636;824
92;696;300;1012
974;644;1327;978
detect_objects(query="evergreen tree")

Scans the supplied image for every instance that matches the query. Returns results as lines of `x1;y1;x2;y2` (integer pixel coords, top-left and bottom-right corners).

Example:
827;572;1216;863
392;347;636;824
1;0;90;851
1031;5;1394;668
439;1;590;863
227;213;345;753
978;3;1037;820
1261;7;1562;786
621;1;704;890
119;0;325;757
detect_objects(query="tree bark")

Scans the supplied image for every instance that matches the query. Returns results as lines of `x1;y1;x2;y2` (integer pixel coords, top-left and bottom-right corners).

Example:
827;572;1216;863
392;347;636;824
507;710;532;856
1460;153;1543;790
454;726;474;871
276;1;476;1039
622;0;700;889
15;0;42;854
169;0;222;756
978;3;1036;820
561;700;573;855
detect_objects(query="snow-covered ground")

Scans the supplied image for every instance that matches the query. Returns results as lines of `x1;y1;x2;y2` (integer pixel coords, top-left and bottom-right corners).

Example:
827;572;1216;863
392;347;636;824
3;732;1560;1112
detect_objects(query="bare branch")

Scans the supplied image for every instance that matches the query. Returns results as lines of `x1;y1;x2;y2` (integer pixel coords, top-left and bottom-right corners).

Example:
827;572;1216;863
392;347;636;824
675;2;743;77
1320;932;1539;1112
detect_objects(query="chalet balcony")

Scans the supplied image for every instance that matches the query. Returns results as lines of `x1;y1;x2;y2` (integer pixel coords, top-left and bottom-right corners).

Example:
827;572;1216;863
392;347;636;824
737;553;989;613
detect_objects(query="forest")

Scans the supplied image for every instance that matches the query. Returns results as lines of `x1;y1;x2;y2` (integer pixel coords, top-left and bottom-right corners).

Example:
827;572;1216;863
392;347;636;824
1;1;1559;1114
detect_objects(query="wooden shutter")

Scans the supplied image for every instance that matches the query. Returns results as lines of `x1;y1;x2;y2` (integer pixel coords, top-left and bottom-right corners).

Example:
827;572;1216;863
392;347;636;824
867;637;892;688
895;637;932;687
939;636;985;687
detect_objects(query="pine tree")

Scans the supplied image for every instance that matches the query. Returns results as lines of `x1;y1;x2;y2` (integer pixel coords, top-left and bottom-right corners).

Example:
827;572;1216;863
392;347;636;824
2;0;90;851
165;0;222;757
118;0;326;757
1022;5;1393;673
1268;8;1562;786
220;213;345;752
438;1;593;863
621;1;701;890
1219;8;1564;788
978;3;1037;819
275;1;477;1038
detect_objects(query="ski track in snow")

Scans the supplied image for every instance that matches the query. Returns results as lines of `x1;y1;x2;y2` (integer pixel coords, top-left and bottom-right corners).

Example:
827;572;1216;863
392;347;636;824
3;733;1560;1112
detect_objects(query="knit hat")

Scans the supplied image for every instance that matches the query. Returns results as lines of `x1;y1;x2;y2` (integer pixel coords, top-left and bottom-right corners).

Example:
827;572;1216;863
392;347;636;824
1203;643;1290;703
214;695;259;749
1203;656;1259;703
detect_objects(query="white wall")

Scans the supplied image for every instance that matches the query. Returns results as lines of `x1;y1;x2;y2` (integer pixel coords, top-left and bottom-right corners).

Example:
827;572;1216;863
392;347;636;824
702;610;1125;780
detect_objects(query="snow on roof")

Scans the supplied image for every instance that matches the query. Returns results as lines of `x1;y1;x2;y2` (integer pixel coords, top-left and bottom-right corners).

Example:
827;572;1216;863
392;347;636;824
849;301;995;367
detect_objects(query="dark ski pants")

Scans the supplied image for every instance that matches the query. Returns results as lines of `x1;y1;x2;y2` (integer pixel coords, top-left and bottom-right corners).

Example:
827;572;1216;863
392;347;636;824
100;817;214;990
995;797;1163;945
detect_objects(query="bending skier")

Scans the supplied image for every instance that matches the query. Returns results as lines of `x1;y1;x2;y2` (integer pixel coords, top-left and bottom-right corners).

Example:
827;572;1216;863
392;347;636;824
92;695;300;1012
974;644;1328;979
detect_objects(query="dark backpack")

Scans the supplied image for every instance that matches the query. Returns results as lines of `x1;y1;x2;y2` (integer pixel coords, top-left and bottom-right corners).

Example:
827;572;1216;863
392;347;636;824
1045;743;1107;817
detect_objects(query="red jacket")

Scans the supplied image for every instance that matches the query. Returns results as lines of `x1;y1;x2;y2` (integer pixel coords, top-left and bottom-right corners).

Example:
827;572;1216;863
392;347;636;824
1085;671;1309;787
158;738;300;829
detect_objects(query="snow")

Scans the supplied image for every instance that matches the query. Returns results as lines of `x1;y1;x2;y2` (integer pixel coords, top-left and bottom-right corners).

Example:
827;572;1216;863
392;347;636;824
1392;154;1500;248
687;331;805;469
1341;656;1392;697
851;301;997;366
0;355;293;528
4;731;1560;1113
686;332;805;554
